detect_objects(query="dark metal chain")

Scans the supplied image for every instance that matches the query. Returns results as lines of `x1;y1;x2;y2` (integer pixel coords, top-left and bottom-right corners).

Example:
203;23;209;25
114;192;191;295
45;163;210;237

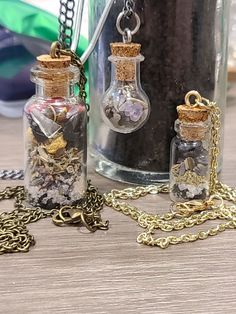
123;0;135;18
58;0;75;48
0;182;108;254
60;49;87;102
0;170;24;180
52;182;108;231
0;186;50;254
50;42;87;103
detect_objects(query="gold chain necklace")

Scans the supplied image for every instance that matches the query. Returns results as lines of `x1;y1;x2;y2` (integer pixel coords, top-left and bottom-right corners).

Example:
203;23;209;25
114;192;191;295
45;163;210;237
103;96;236;248
104;185;236;248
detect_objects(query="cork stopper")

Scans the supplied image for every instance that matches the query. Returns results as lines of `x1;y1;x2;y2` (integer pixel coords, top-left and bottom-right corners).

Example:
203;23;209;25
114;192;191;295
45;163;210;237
177;104;209;123
37;55;71;69
110;42;141;81
176;104;209;141
36;54;72;98
111;42;141;57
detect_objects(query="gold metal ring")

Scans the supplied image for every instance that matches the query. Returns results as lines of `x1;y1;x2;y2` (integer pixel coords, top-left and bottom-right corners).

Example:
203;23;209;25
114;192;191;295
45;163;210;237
169;202;183;217
59;206;75;223
208;194;224;209
185;90;202;107
50;41;62;58
52;212;65;226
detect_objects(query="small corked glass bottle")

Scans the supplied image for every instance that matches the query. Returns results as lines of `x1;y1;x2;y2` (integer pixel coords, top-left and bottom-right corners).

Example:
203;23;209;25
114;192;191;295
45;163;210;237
23;55;87;209
101;42;150;134
169;96;210;202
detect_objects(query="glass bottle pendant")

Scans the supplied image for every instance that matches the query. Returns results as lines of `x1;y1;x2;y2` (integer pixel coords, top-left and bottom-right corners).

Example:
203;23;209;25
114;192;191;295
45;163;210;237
169;92;211;202
23;55;87;209
101;42;150;134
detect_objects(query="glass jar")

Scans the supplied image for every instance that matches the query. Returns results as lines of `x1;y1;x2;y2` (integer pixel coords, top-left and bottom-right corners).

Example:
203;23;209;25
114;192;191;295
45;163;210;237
89;0;229;185
101;42;150;134
169;103;210;202
23;55;87;209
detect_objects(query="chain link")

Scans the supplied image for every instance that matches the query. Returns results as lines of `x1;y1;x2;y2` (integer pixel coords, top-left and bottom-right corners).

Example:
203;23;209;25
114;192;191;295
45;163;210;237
66;49;87;102
58;0;75;48
57;0;87;104
123;0;135;18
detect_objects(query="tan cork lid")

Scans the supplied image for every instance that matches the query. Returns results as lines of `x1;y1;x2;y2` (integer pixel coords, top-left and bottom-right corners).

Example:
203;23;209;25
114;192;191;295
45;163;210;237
37;55;71;69
177;104;209;123
110;42;141;57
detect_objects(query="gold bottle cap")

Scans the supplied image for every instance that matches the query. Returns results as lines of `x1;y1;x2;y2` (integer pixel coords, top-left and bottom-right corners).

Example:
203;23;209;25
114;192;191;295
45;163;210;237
110;42;141;57
37;54;71;69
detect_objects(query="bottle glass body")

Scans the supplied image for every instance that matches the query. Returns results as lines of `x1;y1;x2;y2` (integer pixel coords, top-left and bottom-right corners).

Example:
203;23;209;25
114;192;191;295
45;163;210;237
23;65;87;209
169;120;210;202
101;55;150;134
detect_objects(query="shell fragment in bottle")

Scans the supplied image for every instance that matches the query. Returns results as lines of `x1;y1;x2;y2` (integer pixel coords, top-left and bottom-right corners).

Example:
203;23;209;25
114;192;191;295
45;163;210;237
184;157;195;171
31;108;61;139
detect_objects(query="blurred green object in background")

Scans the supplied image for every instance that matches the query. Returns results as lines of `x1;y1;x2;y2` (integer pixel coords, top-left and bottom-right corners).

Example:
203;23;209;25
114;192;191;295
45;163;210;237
0;0;87;55
0;0;89;117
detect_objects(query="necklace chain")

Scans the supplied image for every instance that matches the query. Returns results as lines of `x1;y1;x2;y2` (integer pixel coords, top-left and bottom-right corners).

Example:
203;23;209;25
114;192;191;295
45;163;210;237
0;183;108;254
104;184;236;248
50;42;87;103
58;0;75;48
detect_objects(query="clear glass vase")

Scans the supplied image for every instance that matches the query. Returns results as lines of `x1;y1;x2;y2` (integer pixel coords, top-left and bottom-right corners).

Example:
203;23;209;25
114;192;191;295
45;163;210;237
89;0;229;185
23;55;87;209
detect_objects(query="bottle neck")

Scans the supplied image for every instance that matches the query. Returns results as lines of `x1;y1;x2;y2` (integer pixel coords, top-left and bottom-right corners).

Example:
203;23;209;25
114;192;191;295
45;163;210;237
31;62;81;99
35;82;75;98
175;119;209;142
